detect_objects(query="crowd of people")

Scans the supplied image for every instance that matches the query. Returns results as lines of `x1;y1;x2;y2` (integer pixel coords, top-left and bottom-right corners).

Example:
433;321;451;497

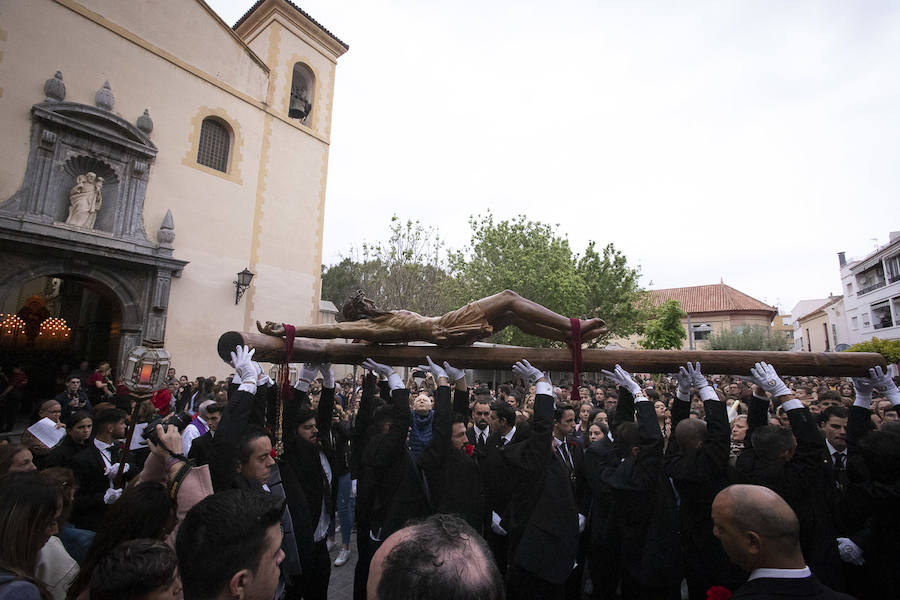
0;348;898;600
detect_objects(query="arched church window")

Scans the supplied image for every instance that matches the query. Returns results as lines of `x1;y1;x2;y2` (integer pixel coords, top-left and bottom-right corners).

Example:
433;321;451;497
289;63;315;123
197;117;231;172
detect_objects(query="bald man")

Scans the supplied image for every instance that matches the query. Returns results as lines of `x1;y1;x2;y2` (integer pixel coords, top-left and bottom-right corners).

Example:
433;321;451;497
711;485;854;599
367;513;504;600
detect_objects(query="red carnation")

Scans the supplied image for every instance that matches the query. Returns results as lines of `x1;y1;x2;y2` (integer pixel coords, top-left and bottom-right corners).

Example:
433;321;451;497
706;586;732;600
464;443;474;457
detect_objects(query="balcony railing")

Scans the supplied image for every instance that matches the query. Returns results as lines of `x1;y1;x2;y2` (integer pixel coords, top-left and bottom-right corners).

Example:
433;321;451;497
889;274;900;284
857;281;887;296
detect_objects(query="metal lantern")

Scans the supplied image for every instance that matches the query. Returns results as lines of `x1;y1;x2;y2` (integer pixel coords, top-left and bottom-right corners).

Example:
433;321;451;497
122;339;171;394
234;268;255;304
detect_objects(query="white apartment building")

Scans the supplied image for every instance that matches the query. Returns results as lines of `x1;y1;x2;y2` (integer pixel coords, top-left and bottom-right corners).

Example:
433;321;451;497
840;231;900;345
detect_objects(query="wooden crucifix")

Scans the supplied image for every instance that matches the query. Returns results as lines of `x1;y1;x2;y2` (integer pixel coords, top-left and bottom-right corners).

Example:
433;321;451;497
226;291;885;376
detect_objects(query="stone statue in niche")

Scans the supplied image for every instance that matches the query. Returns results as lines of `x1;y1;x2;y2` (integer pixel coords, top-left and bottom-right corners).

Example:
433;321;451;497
65;172;104;228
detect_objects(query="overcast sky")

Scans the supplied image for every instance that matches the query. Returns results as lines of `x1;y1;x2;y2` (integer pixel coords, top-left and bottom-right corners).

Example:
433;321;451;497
208;0;899;315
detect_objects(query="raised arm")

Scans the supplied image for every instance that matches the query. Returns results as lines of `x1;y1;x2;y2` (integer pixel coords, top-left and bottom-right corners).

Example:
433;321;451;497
210;345;259;490
418;357;453;473
362;359;410;468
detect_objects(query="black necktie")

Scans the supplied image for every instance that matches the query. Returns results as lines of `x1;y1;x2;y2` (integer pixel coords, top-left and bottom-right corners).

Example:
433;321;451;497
499;437;507;449
833;451;845;470
108;444;120;463
478;431;486;446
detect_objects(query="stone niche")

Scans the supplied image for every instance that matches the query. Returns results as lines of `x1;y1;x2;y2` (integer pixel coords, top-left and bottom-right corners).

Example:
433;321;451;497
1;99;158;246
0;75;188;369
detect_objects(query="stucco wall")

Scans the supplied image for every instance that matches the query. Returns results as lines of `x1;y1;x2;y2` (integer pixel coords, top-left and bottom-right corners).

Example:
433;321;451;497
0;0;338;376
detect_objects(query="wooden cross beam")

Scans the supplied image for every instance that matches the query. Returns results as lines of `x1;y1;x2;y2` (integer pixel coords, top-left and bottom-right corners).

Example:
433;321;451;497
217;331;886;377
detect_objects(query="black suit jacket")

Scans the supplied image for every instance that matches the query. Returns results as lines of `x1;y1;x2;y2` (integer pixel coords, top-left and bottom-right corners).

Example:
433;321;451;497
468;425;491;447
733;575;854;599
359;385;428;540
420;385;483;532
69;442;136;531
602;388;682;588
665;398;743;589
282;386;338;536
187;431;214;466
502;390;579;585
736;397;843;590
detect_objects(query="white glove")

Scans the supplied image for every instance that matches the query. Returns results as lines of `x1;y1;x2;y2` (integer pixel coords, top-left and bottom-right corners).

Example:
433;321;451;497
103;488;123;505
600;364;642;397
837;537;864;566
417;356;448;381
230;345;256;383
868;366;900;404
321;363;335;389
513;359;545;385
685;362;709;389
747;362;791;398
674;366;692;398
578;513;587;533
362;358;393;378
491;511;507;536
443;361;466;383
294;363;320;392
362;359;403;391
253;362;273;387
350;479;357;498
851;376;874;407
104;462;129;478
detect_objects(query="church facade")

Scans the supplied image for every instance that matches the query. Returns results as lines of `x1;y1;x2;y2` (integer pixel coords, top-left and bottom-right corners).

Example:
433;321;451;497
0;0;347;376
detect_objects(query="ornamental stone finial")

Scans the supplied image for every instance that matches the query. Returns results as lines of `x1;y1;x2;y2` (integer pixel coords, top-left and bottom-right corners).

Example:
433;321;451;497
158;209;175;247
95;81;114;111
44;71;66;102
136;109;154;134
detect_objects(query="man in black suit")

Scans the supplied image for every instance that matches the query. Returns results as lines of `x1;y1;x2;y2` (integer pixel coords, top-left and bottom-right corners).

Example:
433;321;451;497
712;484;853;599
353;358;429;600
502;360;579;600
484;399;530;573
56;375;91;420
419;357;484;531
279;362;339;600
468;388;492;447
599;365;682;600
735;362;843;591
69;407;133;531
665;363;745;599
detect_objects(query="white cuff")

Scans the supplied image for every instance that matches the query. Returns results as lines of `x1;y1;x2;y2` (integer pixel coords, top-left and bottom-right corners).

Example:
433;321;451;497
238;382;257;394
294;378;310;393
781;399;804;412
633;394;649;403
387;373;405;391
698;386;720;402
676;390;690;403
853;396;872;409
535;381;552;397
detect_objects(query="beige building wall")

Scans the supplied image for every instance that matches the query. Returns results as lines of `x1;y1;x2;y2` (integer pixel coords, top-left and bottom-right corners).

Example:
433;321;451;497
0;0;346;376
797;312;831;353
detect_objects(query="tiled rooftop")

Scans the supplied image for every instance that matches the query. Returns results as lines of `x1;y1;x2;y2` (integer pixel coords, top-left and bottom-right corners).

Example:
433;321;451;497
649;283;776;315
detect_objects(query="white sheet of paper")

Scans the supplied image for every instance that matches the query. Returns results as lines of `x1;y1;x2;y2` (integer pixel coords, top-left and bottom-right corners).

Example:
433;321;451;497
26;417;66;448
130;423;149;450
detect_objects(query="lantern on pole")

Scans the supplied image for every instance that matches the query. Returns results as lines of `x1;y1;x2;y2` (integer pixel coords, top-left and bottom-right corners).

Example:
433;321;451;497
122;339;171;394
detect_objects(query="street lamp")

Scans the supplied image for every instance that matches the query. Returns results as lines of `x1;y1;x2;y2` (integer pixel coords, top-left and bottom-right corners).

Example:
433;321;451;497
234;268;254;305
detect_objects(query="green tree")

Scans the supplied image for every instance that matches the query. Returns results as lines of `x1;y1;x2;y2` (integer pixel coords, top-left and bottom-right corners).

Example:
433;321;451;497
321;216;457;316
449;213;648;347
576;241;652;344
640;299;687;350
847;337;900;363
706;325;790;351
